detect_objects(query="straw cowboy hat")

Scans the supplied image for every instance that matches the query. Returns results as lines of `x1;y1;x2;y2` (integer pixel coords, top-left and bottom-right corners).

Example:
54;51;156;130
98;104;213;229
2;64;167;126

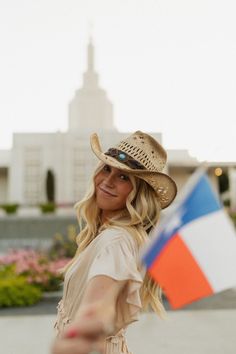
90;130;177;209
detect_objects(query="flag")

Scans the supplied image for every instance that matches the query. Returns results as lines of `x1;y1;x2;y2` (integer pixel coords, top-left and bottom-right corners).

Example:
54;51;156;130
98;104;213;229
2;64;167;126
141;167;236;309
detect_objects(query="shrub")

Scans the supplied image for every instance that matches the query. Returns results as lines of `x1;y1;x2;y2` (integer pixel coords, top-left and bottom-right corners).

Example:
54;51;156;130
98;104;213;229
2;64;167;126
39;202;56;213
0;275;42;307
230;213;236;226
48;225;78;259
1;203;19;214
223;199;231;207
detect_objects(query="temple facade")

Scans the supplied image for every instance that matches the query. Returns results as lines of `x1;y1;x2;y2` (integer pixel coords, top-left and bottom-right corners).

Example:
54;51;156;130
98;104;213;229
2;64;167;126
0;39;235;208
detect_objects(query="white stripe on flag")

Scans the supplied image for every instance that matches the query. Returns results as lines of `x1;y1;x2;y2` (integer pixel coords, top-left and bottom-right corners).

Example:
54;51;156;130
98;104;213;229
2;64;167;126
180;209;236;292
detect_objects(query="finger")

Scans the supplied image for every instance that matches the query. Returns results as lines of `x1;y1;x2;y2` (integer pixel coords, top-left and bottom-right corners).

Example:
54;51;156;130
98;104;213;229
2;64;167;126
52;338;94;354
63;319;105;339
66;328;79;338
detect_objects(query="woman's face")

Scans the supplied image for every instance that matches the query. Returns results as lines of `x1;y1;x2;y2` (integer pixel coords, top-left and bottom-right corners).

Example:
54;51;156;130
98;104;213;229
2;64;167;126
94;164;133;220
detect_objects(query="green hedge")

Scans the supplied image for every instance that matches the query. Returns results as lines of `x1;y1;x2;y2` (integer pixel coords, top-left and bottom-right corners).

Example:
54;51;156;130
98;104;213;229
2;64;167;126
230;213;236;226
0;276;42;307
1;204;19;214
39;203;56;213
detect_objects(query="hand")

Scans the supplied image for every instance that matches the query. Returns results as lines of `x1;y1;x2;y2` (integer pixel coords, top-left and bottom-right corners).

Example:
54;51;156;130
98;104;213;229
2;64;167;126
51;278;122;354
51;316;106;354
51;305;113;354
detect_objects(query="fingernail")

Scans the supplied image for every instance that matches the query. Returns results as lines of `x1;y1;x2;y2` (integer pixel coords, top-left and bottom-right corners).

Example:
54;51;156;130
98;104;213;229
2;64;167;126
66;328;79;338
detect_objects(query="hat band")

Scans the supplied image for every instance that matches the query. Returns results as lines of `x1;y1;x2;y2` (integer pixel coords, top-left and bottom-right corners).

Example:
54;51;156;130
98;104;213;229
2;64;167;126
105;148;145;170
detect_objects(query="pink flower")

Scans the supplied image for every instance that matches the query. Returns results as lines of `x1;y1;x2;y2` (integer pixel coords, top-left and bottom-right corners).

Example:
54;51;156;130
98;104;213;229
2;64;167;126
0;248;72;290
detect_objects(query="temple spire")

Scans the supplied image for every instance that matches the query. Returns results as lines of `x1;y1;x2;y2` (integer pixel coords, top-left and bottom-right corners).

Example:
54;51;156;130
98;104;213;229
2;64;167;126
82;37;98;89
68;36;114;133
87;37;94;71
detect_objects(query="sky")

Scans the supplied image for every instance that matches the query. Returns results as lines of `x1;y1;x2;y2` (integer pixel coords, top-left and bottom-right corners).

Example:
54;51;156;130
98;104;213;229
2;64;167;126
0;0;236;162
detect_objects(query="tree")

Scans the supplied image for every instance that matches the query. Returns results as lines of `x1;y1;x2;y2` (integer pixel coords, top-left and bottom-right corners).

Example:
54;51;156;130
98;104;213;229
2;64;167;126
46;169;55;203
219;171;229;194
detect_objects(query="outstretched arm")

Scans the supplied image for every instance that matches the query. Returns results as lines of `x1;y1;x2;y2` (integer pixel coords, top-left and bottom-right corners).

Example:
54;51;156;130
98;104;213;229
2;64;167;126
51;276;127;354
77;275;126;332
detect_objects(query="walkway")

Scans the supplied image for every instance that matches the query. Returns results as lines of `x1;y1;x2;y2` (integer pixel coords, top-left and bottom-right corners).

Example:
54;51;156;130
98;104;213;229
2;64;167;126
1;289;236;354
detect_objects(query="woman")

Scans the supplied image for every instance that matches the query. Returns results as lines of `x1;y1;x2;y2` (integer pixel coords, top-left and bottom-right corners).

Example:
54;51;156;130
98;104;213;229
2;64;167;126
52;131;177;354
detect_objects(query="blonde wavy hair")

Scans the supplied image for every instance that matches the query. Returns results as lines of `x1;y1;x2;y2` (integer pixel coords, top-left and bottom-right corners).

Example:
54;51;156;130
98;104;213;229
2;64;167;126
65;162;165;317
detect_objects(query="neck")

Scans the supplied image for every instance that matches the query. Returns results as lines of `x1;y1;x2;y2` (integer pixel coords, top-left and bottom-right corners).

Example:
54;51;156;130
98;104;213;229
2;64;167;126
101;209;127;224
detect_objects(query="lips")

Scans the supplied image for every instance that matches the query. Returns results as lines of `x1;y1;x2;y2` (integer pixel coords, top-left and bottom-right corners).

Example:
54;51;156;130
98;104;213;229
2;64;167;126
98;186;117;197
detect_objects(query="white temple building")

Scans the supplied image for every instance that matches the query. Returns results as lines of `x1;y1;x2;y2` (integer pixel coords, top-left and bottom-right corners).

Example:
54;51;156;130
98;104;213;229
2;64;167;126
0;39;235;208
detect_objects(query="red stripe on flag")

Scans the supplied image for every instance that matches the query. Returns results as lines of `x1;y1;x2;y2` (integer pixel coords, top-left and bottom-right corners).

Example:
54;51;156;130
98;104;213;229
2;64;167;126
148;234;213;309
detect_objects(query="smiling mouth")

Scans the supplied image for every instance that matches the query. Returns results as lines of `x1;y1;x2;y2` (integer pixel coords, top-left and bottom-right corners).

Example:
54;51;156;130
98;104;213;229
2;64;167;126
98;186;117;197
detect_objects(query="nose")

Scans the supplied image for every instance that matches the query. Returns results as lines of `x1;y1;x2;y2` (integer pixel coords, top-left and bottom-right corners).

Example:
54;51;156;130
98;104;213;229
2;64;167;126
103;173;115;187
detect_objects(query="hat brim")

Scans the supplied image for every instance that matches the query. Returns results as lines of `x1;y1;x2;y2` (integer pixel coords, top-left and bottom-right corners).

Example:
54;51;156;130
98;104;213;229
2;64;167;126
90;133;177;209
136;172;177;209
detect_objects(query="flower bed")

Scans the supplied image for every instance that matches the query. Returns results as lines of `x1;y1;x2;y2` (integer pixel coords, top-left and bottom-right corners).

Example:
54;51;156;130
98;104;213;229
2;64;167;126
0;249;71;307
0;249;70;292
0;224;77;307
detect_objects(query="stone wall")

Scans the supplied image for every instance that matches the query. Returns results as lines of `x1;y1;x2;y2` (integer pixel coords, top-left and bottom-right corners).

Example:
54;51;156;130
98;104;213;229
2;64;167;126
0;215;78;254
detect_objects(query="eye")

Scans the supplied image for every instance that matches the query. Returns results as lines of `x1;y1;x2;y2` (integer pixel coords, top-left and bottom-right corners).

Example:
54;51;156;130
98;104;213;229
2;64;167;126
102;164;111;172
119;174;130;181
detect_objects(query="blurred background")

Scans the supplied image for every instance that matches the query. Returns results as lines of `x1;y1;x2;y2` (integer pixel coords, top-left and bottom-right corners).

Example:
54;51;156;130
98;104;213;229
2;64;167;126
0;1;236;353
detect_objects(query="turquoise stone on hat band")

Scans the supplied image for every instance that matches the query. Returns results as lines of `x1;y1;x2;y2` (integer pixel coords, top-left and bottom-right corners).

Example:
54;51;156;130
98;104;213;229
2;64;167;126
118;152;127;161
104;148;145;170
